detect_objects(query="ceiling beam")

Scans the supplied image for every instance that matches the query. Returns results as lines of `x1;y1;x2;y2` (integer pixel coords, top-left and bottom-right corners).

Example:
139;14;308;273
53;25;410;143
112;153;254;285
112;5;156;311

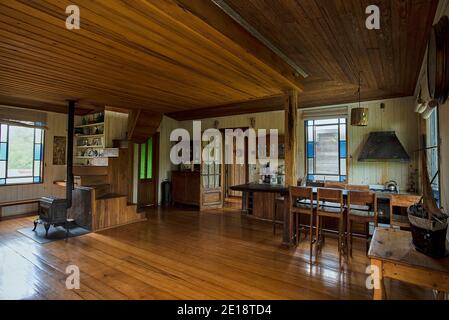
0;95;97;115
174;0;304;92
166;95;287;121
211;0;308;78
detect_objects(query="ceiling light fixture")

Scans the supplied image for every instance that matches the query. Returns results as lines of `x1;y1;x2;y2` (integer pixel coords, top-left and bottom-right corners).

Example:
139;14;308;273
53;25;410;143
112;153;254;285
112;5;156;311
351;71;369;126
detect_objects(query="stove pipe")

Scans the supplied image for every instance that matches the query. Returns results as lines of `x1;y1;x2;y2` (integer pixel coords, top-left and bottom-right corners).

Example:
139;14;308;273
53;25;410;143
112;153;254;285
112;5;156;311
66;100;75;209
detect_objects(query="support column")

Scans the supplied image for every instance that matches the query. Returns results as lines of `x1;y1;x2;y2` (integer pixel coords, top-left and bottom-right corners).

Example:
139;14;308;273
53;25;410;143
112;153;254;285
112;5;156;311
66;100;75;210
283;89;299;245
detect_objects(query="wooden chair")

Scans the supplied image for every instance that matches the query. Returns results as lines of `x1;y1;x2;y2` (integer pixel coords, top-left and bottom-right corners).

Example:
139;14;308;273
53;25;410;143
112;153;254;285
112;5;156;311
316;188;346;264
306;181;324;188
347;184;370;191
389;194;422;229
289;186;315;263
347;191;378;256
324;182;347;189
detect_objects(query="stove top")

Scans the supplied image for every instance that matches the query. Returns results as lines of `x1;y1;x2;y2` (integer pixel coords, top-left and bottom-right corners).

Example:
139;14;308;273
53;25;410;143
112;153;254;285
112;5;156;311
369;184;399;194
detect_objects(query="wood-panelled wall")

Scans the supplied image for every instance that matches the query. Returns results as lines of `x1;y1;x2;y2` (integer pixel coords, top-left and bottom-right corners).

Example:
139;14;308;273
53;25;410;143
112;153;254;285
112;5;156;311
168;96;419;192
104;110;128;147
0;111;66;217
347;97;419;191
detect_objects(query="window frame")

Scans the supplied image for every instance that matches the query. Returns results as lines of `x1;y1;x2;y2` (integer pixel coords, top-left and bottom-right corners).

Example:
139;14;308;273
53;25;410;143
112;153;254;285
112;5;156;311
426;108;441;207
0;123;45;187
305;117;348;183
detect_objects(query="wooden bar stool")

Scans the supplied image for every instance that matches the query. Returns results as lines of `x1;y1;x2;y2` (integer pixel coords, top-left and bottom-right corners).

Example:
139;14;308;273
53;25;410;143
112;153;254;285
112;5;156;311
289;186;316;263
273;194;284;235
324;182;347;189
347;191;378;256
316;188;346;265
347;184;370;191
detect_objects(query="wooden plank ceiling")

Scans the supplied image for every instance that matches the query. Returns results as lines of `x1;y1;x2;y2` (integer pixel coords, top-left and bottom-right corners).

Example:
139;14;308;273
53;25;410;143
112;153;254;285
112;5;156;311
0;0;438;118
0;0;301;115
222;0;438;109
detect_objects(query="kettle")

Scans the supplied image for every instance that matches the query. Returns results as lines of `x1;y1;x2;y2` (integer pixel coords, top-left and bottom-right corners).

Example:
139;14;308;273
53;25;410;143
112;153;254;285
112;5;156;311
385;180;398;192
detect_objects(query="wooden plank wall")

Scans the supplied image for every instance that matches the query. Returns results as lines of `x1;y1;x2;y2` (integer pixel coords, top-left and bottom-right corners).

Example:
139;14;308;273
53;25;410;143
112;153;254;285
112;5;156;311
171;96;418;191
0;111;66;217
346;97;419;191
179;110;285;184
104;110;128;147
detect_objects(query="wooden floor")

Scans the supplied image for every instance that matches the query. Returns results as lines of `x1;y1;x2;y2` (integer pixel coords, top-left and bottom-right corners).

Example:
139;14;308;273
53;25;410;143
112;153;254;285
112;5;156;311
0;206;433;300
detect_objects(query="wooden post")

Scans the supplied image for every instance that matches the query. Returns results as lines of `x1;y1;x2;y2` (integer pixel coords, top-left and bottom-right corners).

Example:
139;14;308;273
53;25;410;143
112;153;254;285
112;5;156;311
282;90;299;245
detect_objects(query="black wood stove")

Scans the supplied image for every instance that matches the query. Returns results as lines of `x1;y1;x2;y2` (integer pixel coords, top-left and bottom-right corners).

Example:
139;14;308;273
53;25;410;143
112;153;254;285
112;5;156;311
33;100;76;238
33;197;69;237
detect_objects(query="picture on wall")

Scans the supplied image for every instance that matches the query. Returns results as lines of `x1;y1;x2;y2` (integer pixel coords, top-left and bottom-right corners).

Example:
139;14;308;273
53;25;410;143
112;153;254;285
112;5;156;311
53;136;66;165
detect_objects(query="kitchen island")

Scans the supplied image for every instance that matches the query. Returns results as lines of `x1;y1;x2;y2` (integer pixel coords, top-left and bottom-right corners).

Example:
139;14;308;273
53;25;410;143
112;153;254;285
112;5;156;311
231;183;421;245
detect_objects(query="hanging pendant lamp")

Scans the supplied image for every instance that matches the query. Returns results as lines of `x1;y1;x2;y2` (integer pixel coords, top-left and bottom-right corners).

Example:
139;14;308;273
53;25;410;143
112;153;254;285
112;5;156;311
351;72;369;126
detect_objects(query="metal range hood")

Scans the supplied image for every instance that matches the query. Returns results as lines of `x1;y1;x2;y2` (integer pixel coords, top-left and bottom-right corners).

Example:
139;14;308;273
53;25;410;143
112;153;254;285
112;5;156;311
358;131;410;162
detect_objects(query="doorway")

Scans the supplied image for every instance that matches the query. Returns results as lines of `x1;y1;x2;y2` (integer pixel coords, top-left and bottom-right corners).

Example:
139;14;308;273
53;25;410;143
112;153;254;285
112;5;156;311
222;127;249;207
137;133;159;208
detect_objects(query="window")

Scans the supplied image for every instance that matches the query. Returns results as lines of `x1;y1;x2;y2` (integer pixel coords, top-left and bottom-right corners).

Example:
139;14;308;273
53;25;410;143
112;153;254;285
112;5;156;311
426;109;440;206
0;124;44;185
139;137;153;180
305;118;347;182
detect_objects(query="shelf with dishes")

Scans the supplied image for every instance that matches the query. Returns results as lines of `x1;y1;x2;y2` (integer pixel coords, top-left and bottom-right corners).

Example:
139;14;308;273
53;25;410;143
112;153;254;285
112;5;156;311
74;113;105;136
73;111;128;167
75;133;105;138
76;147;119;158
76;145;105;149
75;122;105;128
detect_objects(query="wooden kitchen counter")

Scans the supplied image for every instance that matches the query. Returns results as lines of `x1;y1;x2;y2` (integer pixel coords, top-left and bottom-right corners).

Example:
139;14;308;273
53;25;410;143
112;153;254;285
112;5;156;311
230;183;287;221
231;183;423;246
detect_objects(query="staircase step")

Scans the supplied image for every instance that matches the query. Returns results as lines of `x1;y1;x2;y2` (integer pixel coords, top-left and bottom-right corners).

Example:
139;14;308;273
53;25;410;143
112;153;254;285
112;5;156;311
96;193;127;200
75;175;109;187
73;165;108;176
94;184;112;199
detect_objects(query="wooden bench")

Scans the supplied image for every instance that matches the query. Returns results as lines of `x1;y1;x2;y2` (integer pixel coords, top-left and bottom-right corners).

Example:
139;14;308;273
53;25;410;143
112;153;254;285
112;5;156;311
0;199;40;218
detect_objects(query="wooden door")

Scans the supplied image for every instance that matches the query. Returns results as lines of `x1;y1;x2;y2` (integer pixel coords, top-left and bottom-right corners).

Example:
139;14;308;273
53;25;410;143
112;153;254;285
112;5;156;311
200;140;223;210
137;133;159;208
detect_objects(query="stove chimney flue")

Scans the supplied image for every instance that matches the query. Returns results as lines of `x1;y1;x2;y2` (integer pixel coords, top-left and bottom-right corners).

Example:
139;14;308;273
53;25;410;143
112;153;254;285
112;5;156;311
66;100;76;209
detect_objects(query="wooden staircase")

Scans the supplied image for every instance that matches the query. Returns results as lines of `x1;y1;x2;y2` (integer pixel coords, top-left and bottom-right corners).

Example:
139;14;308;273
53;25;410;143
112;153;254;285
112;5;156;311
73;140;146;231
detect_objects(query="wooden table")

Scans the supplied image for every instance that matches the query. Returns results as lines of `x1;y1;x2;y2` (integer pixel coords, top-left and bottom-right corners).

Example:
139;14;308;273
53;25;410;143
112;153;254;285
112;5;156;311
368;228;449;299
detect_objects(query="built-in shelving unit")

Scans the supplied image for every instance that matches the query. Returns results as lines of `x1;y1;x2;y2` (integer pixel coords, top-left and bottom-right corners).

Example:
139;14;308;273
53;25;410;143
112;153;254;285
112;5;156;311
75;122;105;128
74;111;124;167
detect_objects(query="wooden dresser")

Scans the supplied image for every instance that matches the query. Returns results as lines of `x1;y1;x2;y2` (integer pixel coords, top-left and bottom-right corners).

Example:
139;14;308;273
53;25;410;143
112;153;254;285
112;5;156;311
172;171;201;206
